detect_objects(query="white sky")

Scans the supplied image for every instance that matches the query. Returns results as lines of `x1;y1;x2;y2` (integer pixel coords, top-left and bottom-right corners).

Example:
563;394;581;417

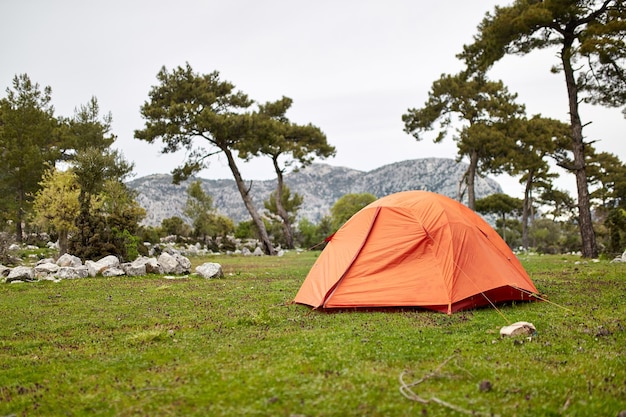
2;0;624;199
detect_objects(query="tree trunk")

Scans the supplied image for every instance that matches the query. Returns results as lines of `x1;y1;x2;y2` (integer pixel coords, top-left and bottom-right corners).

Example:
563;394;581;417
467;149;478;210
272;156;295;249
15;218;23;243
223;148;276;255
561;41;598;258
521;171;533;251
15;187;24;243
58;229;69;256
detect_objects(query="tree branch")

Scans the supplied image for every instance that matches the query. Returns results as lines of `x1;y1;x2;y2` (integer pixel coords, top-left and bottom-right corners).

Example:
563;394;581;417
399;355;499;417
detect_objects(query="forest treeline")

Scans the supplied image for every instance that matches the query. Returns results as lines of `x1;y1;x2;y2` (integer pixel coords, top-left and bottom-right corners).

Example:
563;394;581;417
1;1;625;262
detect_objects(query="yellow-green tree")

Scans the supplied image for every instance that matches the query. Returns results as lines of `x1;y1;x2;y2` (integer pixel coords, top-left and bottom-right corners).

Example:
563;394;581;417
32;168;80;255
330;193;377;232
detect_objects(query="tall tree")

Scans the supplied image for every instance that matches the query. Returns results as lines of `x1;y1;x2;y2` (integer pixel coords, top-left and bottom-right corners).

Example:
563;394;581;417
403;73;524;209
459;0;626;257
539;188;577;222
58;96;116;157
585;151;626;254
585;151;626;209
475;193;524;244
504;115;571;249
135;64;276;255
69;147;137;261
0;74;60;241
240;96;335;248
264;184;303;248
184;180;216;242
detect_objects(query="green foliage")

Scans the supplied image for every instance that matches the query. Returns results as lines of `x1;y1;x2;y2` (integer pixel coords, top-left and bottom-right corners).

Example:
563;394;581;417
234;220;256;240
0;253;625;416
264;185;303;222
239;95;336;167
330;193;377;231
68;146;143;262
403;72;525;208
605;208;626;256
529;218;581;255
31;168;80;255
135;63;275;254
161;216;191;238
264;185;303;248
184;180;215;239
137;225;162;245
296;216;333;249
459;0;626;258
539;188;577;222
111;227;143;261
476;193;523;216
586;151;626;209
58;96;115;154
476;193;524;246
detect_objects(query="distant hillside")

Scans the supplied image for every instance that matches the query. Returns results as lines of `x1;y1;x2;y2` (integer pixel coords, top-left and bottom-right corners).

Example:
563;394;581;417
127;158;502;227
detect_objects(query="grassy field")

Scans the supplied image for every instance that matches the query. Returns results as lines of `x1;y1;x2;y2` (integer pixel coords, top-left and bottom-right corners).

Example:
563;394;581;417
0;251;624;416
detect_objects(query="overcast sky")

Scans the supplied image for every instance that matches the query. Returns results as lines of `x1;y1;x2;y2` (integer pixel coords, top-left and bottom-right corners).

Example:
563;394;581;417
2;1;624;198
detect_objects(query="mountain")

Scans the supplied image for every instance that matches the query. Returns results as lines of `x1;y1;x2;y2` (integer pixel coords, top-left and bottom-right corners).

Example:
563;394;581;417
127;158;502;227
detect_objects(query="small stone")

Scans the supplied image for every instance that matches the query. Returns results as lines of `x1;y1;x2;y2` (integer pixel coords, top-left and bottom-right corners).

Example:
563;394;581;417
478;380;492;392
500;321;536;337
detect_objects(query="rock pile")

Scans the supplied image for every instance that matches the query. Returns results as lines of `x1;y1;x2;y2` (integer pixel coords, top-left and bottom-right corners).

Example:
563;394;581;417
1;251;224;283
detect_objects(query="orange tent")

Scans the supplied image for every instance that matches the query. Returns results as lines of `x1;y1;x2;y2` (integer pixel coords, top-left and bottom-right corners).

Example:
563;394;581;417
294;191;538;314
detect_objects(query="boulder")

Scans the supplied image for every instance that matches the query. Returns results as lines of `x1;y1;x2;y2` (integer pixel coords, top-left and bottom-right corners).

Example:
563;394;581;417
121;260;147;277
7;266;36;283
56;266;89;279
196;262;224;279
158;252;190;275
34;262;60;278
253;247;264;256
175;253;191;272
143;257;164;274
57;253;83;268
86;255;120;277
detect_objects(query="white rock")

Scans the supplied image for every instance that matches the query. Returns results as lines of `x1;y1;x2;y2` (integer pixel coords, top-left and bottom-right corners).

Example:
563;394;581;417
34;262;60;278
157;252;190;274
57;253;83;267
86;255;120;277
158;252;179;274
56;266;89;279
121;261;146;277
500;321;537;337
7;266;36;282
196;262;224;279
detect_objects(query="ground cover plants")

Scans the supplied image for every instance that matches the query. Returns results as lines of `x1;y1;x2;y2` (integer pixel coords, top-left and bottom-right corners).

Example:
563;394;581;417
0;252;624;416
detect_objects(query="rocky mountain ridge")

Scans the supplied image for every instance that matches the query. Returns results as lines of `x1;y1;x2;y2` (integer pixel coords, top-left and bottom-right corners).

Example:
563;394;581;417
127;158;502;227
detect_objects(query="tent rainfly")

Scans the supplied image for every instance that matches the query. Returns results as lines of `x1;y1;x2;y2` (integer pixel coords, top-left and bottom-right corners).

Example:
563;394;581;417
294;191;538;314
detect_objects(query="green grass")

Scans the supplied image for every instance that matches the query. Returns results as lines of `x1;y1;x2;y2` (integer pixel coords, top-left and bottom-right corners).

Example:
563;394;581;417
0;252;624;416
